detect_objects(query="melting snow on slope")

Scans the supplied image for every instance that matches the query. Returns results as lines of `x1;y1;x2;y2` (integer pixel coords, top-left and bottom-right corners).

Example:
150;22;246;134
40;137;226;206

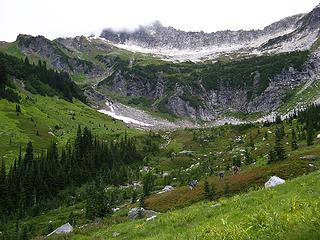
108;28;297;62
98;102;153;127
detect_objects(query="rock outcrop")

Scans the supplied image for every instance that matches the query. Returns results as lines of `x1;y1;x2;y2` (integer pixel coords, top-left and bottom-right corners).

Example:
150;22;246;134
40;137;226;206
265;176;285;188
47;223;73;237
100;5;320;62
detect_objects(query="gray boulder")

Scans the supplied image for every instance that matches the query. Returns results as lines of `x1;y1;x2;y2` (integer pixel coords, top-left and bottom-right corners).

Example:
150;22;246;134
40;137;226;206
300;155;318;161
265;176;285;188
158;185;174;194
128;208;158;220
47;223;73;237
128;207;145;220
144;209;158;218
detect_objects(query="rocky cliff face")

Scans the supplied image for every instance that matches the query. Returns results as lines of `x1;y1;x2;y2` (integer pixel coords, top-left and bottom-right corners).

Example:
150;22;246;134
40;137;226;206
100;16;300;49
7;4;320;122
16;34;102;77
100;5;320;62
98;49;320;120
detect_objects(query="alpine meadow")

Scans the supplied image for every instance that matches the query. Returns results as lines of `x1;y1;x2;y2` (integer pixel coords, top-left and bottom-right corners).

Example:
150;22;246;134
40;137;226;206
1;1;320;239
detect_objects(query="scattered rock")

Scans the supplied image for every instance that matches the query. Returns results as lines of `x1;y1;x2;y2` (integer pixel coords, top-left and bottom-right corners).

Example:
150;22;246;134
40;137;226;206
178;150;194;156
300;155;318;161
128;208;158;220
188;180;198;189
128;207;145;220
211;203;222;208
144;210;158;218
158;185;174;194
146;215;157;221
265;176;285;188
112;207;120;213
47;223;73;237
162;172;170;177
112;232;120;237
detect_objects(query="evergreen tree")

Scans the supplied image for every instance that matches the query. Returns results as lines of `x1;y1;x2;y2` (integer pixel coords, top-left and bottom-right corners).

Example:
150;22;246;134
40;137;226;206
291;129;298;150
249;132;254;147
0;63;6;98
0;127;141;218
232;156;241;168
204;180;210;199
224;182;230;197
244;148;253;165
68;212;76;226
47;222;54;234
24;57;30;66
0;159;7;213
204;180;215;201
275;115;282;124
85;182;112;220
142;173;155;196
268;127;286;163
139;194;145;208
24;142;34;165
306;121;314;146
131;190;137;204
16;104;21;113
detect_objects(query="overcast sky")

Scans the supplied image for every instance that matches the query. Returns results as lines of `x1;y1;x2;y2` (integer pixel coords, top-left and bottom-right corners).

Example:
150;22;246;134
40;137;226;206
1;0;319;42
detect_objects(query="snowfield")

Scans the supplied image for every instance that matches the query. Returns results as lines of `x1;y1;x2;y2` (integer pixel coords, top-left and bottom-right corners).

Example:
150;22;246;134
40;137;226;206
98;102;153;127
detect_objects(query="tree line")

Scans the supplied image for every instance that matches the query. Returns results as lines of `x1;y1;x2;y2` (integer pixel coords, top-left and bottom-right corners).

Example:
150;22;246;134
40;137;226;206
0;53;85;102
0;126;141;220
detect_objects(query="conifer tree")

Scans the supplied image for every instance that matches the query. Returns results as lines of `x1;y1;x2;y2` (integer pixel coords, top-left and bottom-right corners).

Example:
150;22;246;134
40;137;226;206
204;180;215;201
244;148;253;165
306;121;314;146
291;129;298;150
131;190;137;204
268;127;286;163
139;194;145;208
0;159;7;213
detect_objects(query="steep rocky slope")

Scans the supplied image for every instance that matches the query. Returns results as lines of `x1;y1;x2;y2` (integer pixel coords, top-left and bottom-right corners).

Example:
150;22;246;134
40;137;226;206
2;4;320;122
100;5;320;62
97;50;315;120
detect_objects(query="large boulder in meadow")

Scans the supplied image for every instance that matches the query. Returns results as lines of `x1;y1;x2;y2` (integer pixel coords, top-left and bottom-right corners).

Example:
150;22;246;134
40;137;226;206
128;208;158;220
47;223;73;237
265;176;285;188
300;155;318;161
158;185;174;194
128;207;145;220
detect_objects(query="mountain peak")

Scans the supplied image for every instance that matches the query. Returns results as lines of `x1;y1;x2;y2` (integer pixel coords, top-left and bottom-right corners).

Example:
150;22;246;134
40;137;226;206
149;20;163;28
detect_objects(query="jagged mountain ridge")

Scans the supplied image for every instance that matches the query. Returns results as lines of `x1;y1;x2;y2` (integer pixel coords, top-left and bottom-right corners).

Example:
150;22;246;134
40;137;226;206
2;4;320;122
100;5;320;62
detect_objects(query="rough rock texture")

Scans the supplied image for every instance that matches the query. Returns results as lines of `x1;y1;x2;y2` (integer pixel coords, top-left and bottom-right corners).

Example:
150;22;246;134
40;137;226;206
10;4;320;122
47;223;73;237
16;34;102;76
101;16;302;50
97;46;320;120
100;5;320;61
128;207;145;220
128;208;158;220
158;185;174;194
265;176;286;188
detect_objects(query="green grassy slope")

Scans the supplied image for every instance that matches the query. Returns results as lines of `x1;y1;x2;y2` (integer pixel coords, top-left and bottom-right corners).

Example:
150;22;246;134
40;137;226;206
69;170;320;240
12;118;317;239
0;91;139;165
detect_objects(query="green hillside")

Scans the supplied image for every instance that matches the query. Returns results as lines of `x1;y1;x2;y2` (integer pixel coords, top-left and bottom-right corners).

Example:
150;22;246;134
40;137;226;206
1;35;320;240
69;170;320;240
0;93;138;165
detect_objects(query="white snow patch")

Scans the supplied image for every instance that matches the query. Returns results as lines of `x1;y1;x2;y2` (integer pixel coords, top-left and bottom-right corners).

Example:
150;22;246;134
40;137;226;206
98;102;153;127
106;27;298;62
